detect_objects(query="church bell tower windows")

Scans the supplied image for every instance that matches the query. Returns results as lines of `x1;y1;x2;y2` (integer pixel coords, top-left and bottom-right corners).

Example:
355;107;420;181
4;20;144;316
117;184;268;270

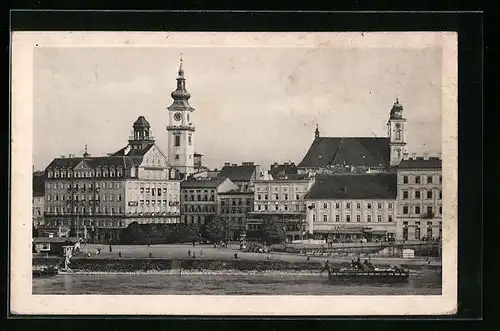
387;98;407;166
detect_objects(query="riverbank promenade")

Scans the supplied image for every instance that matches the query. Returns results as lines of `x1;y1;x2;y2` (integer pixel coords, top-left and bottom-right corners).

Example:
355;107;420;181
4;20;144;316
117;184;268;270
71;243;441;267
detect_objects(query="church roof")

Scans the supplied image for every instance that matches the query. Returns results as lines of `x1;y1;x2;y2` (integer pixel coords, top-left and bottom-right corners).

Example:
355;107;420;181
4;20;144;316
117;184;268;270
218;165;256;181
269;163;298;179
306;174;397;200
298;137;390;169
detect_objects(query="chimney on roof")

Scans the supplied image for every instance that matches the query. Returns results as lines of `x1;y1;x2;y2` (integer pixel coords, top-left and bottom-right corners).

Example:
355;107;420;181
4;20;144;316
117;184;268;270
438;152;442;160
60;155;65;158
284;161;289;165
224;163;230;166
232;163;237;166
68;154;74;158
403;152;409;160
423;153;429;160
411;153;417;160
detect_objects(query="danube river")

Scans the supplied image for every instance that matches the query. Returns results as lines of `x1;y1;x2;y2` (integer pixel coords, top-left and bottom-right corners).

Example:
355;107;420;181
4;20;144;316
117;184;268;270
33;267;441;295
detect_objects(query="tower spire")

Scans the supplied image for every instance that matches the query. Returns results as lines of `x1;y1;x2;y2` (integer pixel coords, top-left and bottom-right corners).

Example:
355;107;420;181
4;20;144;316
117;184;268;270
315;124;320;138
83;144;90;157
178;53;184;77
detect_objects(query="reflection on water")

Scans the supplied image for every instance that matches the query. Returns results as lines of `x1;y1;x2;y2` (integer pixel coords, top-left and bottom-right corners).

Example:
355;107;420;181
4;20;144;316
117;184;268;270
33;268;441;295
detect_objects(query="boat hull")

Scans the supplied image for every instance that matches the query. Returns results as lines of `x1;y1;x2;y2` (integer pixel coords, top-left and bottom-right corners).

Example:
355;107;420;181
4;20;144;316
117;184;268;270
328;270;410;283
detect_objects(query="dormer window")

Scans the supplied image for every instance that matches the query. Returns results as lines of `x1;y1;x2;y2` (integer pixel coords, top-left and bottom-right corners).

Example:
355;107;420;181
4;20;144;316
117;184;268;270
54;170;60;178
68;171;72;178
48;171;53;178
61;171;66;178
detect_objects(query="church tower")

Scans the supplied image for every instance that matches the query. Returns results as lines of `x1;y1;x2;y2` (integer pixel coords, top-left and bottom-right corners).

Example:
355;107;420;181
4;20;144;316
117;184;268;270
387;98;407;166
166;55;195;177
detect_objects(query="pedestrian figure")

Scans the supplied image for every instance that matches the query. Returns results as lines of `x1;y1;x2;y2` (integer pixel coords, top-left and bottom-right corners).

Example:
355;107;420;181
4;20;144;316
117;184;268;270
320;260;330;274
96;247;101;255
188;250;191;258
118;252;122;258
109;244;112;253
200;250;203;257
149;252;152;258
234;253;238;259
192;240;196;247
307;256;310;261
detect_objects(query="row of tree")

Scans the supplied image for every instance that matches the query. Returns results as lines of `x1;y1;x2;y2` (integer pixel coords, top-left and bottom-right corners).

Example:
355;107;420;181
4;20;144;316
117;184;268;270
119;216;289;245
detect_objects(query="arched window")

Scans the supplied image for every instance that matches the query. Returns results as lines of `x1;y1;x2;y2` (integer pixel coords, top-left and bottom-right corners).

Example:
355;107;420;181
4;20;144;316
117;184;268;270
396;130;401;140
130;167;136;177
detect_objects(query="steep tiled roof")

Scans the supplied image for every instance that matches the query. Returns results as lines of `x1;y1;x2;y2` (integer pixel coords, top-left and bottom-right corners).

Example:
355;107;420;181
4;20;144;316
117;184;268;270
46;155;139;171
218;165;256;181
306;174;397;200
112;144;154;158
398;158;442;169
181;177;228;189
298;137;390;168
33;172;45;197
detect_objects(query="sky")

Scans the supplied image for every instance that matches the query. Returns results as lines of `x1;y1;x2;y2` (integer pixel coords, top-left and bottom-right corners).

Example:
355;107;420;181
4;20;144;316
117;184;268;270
33;42;443;171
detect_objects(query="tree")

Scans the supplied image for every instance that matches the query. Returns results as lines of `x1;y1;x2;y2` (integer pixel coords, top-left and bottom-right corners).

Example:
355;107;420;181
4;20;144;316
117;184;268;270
203;215;227;242
119;221;147;245
261;216;287;245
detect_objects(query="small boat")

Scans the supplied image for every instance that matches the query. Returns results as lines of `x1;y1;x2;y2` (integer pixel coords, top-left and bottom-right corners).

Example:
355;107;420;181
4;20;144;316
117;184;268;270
327;263;409;282
32;266;59;278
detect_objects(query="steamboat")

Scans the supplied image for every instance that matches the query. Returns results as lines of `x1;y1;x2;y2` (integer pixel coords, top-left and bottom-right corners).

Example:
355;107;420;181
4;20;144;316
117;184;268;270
326;259;410;282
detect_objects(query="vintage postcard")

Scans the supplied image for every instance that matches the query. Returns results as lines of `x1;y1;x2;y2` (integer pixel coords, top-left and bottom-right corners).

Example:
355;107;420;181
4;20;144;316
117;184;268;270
11;31;457;315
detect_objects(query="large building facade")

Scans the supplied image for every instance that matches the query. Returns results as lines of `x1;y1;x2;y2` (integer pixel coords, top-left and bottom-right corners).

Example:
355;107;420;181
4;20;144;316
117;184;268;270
180;177;238;225
248;175;315;242
305;174;397;242
219;190;254;240
43;117;181;243
396;156;443;241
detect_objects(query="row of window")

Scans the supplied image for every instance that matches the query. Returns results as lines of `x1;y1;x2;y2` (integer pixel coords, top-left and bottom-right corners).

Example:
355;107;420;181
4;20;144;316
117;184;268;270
183;195;216;202
256;204;304;211
47;182;122;190
220;207;253;214
139;187;171;196
401;175;442;185
47;194;122;202
185;189;216;194
313;214;394;223
255;186;308;193
402;226;442;241
48;168;125;179
402;205;442;215
183;205;217;213
310;202;394;210
46;206;123;214
403;221;443;226
402;190;442;200
257;194;303;201
46;219;125;227
220;199;253;206
182;215;208;224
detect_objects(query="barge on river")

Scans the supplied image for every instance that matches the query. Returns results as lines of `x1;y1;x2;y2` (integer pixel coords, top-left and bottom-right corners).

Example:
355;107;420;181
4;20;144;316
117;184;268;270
327;262;409;282
33;266;59;278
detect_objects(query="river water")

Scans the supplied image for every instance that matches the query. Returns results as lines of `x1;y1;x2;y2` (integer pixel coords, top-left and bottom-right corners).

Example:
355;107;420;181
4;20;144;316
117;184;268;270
33;268;441;295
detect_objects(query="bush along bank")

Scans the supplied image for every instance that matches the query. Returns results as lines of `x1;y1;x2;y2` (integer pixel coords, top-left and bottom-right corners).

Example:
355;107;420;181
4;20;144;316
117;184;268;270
33;257;325;272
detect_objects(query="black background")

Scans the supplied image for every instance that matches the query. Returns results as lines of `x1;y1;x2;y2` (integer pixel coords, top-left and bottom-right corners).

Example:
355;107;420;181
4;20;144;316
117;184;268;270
6;6;484;331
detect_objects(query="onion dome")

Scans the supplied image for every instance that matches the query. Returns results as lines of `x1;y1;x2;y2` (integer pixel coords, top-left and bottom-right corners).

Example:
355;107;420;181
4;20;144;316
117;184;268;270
390;98;404;119
133;116;150;128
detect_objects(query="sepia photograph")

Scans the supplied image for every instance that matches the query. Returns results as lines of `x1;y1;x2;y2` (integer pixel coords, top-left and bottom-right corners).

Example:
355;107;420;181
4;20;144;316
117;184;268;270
11;31;458;315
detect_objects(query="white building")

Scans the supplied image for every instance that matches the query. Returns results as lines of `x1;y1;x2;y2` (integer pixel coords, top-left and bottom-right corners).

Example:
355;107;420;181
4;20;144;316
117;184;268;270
305;174;398;242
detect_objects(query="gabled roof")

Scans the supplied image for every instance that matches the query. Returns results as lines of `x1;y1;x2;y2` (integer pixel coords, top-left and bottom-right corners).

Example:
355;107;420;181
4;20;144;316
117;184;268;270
218;165;256;181
181;177;228;189
112;143;154;157
298;137;390;169
306;174;397;200
398;158;442;169
33;172;45;197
